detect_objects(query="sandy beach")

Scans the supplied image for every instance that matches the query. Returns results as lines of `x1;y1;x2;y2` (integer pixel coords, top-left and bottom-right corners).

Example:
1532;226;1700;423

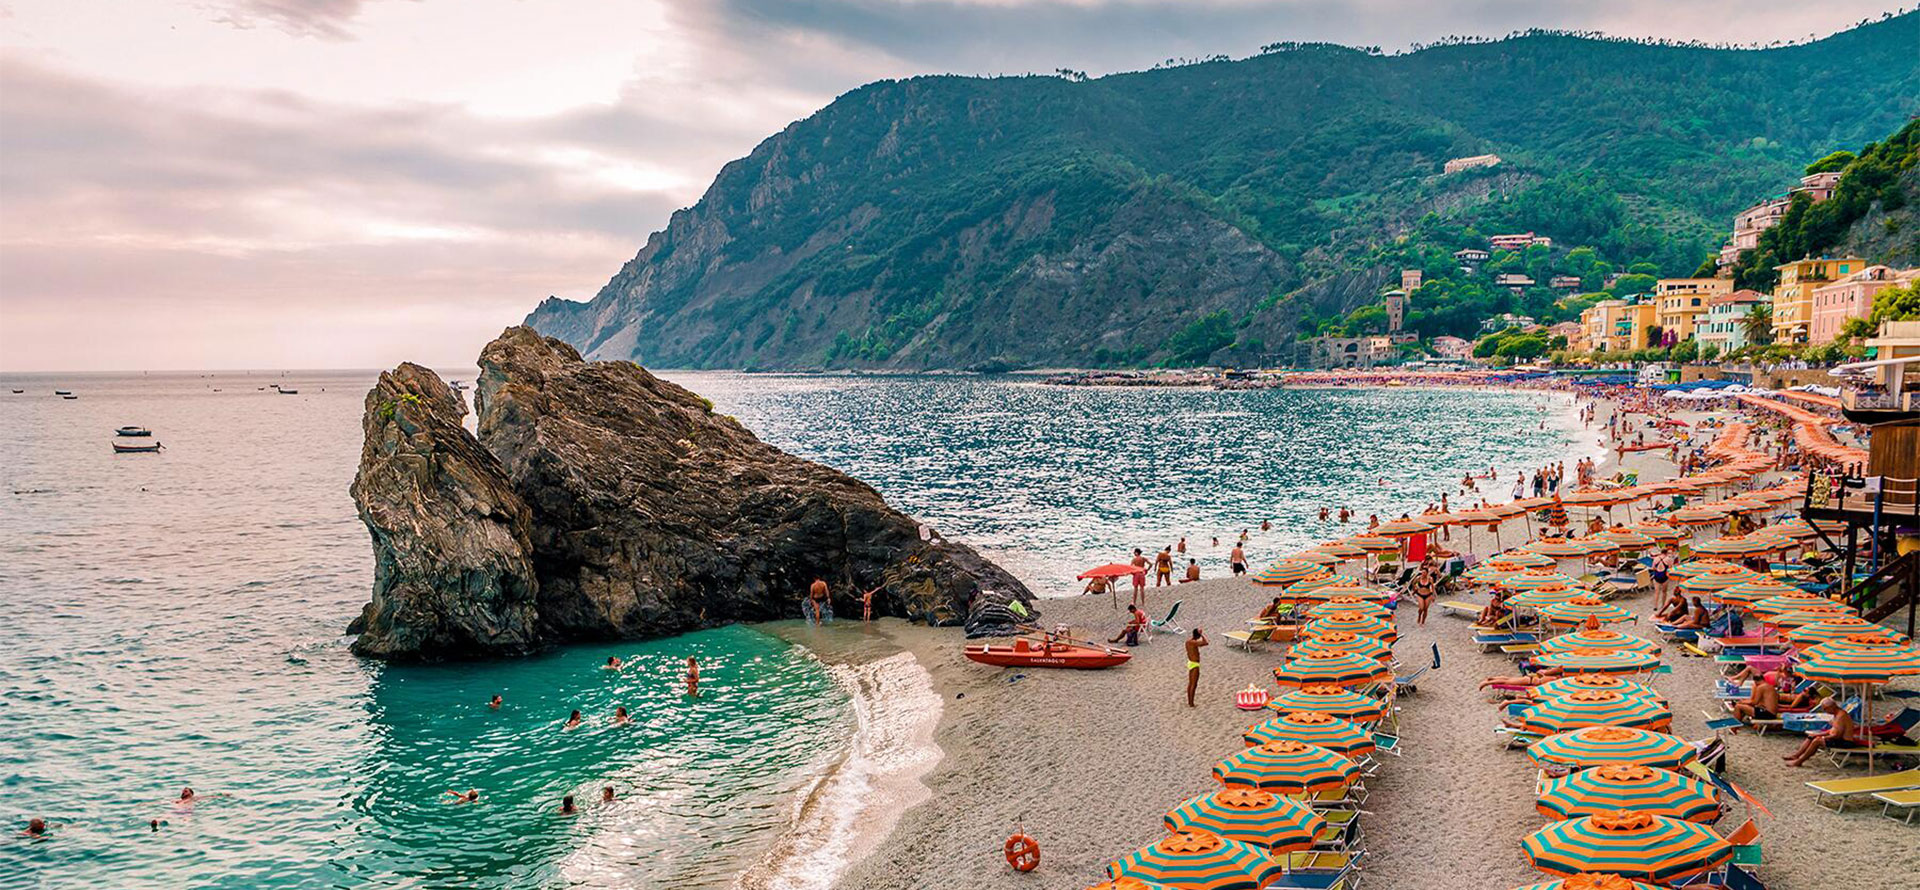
776;397;1916;890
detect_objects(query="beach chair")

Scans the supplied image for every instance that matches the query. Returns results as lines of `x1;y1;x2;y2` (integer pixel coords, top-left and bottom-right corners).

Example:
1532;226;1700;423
1824;709;1920;767
1310;808;1363;851
1224;624;1273;652
1473;631;1538;652
1804;767;1920;811
1436;600;1481;619
1393;643;1439;696
1269;850;1361;890
1873;788;1920;822
1149;601;1184;636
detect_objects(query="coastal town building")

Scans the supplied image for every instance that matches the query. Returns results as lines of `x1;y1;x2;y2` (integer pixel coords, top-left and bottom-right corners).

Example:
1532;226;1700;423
1400;269;1423;292
1442;154;1501;174
1695;290;1771;354
1654;277;1734;343
1494;273;1535;293
1383;289;1408;333
1547;321;1584;352
1478;313;1537;334
1430;335;1472;360
1489;232;1552;251
1580;299;1655;353
1453;248;1490;267
1717;171;1849;269
1308;335;1397;369
1549;275;1582;290
1772;257;1866;343
1810;265;1920;344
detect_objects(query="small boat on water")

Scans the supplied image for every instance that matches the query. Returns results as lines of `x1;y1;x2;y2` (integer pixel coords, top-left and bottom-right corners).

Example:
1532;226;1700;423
61;395;78;400
9;389;21;394
277;387;299;395
116;426;152;437
54;389;72;395
964;635;1131;669
112;442;164;454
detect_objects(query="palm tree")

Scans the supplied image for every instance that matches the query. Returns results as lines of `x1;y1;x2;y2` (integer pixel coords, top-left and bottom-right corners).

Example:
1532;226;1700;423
1741;304;1773;347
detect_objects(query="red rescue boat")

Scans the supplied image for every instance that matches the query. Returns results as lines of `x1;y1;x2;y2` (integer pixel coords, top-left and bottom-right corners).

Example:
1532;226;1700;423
965;635;1131;669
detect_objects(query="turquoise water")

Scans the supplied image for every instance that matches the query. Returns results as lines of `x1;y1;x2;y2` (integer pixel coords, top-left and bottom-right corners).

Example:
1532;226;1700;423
0;371;1577;887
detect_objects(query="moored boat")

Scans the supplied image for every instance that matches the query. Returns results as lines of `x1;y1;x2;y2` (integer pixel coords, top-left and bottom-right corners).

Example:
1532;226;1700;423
964;635;1131;669
112;442;164;454
116;426;152;437
278;388;300;394
54;389;72;395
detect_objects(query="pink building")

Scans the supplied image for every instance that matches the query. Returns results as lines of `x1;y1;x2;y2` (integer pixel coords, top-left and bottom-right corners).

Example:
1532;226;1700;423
1809;266;1920;344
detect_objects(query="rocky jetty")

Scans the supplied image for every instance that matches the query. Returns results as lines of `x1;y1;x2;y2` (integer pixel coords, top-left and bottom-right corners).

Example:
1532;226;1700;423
347;327;1033;659
347;363;541;660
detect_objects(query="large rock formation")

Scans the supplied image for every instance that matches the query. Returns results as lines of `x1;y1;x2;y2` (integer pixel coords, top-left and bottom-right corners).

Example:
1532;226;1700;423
347;328;1033;659
348;363;541;660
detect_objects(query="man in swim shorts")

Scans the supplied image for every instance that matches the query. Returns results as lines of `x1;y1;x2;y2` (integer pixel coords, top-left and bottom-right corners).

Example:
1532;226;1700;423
1185;628;1208;708
805;579;831;625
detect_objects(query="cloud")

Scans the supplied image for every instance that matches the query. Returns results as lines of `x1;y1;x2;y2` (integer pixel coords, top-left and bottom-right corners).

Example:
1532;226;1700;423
210;0;402;41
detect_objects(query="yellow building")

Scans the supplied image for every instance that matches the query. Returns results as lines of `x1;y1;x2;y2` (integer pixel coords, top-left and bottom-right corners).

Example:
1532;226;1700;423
1772;257;1865;343
1654;277;1733;343
1580;300;1657;353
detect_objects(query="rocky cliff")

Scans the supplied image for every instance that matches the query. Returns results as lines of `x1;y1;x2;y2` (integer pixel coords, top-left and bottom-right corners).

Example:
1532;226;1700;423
348;329;1033;659
348;363;541;660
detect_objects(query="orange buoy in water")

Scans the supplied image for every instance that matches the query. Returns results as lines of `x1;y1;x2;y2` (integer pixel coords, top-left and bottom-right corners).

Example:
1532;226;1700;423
1004;832;1040;872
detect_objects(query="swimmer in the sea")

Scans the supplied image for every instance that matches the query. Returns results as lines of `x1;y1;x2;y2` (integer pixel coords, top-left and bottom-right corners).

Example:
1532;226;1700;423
488;694;503;709
23;818;47;837
604;656;623;671
559;795;577;815
443;789;479;804
564;710;583;730
612;706;632;726
601;786;616;803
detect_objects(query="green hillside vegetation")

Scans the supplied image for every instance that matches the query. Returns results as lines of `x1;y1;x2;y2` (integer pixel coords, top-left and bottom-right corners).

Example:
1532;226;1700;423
528;14;1920;370
1730;119;1920;291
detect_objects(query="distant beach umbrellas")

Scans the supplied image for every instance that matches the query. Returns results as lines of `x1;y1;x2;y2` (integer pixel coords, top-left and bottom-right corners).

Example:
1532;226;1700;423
1302;598;1393;621
1267;685;1386;723
1535;765;1722;822
1712;578;1801;608
1517;689;1673;734
1272;650;1391;689
1212;740;1361;795
1163;788;1325;855
1314;541;1368;560
1594;527;1656;549
1675;563;1762;596
1500;569;1582;591
1539;629;1658;656
1751;594;1849;621
1284;550;1344;567
1689;534;1780;557
1526;726;1698;770
1669;558;1735;580
1537;598;1635;627
1109;830;1284;890
1533;647;1659;675
1523;539;1591;558
1252;560;1326;587
1787;618;1907;646
1371;518;1434;537
1665;506;1729;527
1493;551;1558;568
1344;535;1400;553
1507;584;1588;608
1521;811;1731;884
1243;711;1375;759
1627;521;1683;544
1767;607;1860;630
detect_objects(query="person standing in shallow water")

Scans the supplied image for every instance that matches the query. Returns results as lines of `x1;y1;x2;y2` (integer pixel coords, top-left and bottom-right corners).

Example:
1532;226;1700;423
1229;543;1247;576
1184;628;1208;708
686;656;700;698
805;579;831;625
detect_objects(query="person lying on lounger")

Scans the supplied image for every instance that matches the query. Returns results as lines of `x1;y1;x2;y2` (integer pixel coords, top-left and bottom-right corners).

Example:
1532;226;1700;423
1731;680;1816;726
1479;667;1567;690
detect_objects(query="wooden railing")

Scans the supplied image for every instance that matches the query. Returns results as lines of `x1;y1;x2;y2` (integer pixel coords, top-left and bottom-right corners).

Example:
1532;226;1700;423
1841;551;1919;635
1802;474;1920;518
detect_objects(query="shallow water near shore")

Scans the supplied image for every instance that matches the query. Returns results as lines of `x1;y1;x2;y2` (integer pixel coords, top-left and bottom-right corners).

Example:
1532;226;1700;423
0;370;1577;887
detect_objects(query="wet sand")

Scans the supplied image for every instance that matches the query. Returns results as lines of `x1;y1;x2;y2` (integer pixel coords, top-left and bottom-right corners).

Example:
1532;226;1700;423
785;400;1916;889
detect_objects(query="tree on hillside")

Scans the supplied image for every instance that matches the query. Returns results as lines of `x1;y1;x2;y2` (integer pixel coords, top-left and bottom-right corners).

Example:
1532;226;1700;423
1742;305;1774;347
1609;273;1657;296
1806;150;1857;175
1838;281;1920;340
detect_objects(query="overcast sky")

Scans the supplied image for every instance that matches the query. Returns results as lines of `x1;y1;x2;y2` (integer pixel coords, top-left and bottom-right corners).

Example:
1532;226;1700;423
0;1;1904;370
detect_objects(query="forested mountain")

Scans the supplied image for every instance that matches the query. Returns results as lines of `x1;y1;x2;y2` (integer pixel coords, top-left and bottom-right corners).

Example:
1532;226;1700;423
528;13;1920;370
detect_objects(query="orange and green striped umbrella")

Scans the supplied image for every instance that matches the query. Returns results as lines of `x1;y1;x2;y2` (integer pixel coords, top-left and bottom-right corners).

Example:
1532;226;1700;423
1629;522;1683;543
1303;598;1393;621
1521;811;1730;884
1372;518;1435;537
1676;563;1763;595
1302;613;1397;643
1570;536;1621;556
1769;608;1859;630
1690;535;1780;557
1788;618;1908;646
1508;584;1588;608
1212;740;1361;795
1764;519;1818;539
1288;578;1391;602
1534;675;1663;705
1345;534;1401;553
1527;726;1698;769
1518;689;1673;734
1244;711;1375;759
1536;764;1722;822
1670;558;1735;580
1751;593;1845;620
1797;636;1920;684
1538;598;1635;627
1273;650;1391;689
1524;538;1592;558
1109;830;1285;890
1596;527;1657;549
1291;630;1393;662
1462;563;1518;585
1164;788;1326;855
1713;578;1802;608
1511;875;1664;890
1449;509;1501;527
1534;647;1659;675
1253;560;1327;588
1284;550;1344;567
1564;488;1636;507
1313;541;1369;560
1085;878;1174;890
1268;685;1386;723
1500;569;1583;590
1540;629;1659;655
1666;506;1730;527
1495;551;1560;568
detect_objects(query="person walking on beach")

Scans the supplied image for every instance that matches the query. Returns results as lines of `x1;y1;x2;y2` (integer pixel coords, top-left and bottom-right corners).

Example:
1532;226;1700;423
1154;547;1174;587
1229;543;1247;576
1130;549;1149;606
805;579;831;625
1184;629;1208;707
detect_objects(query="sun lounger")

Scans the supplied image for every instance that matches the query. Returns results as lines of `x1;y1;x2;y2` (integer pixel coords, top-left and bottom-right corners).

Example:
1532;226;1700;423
1269;851;1361;890
1474;632;1538;651
1653;623;1700;642
1224;624;1273;652
1805;767;1920;811
1873;788;1920;823
1393;643;1439;695
1500;643;1541;656
1437;600;1481;619
1149;600;1184;636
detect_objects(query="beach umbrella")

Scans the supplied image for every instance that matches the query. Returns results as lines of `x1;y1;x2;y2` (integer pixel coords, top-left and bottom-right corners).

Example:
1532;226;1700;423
1796;636;1920;684
1212;740;1361;795
1527;726;1698;769
1789;618;1908;646
1507;584;1588;608
1291;630;1393;662
1287;578;1390;602
1267;685;1386;723
1764;519;1818;539
1492;551;1558;568
1769;607;1860;630
1713;578;1802;609
1749;591;1836;617
1314;541;1368;560
1253;560;1326;587
1524;538;1591;558
1372;518;1435;538
1521;811;1730;884
1303;598;1393;621
1570;537;1620;557
1534;647;1660;675
1669;559;1736;580
1345;534;1401;553
1244;711;1376;759
1540;629;1659;655
1284;550;1344;567
1690;535;1780;557
1085;879;1174;890
1500;569;1583;591
1533;675;1664;705
1509;875;1664;890
1109;830;1285;890
1273;650;1391;689
1676;563;1764;597
1628;522;1683;544
1536;764;1722;822
1302;613;1397;643
1666;506;1729;527
1595;527;1656;550
1538;598;1635;627
1461;563;1518;585
1564;489;1634;507
1518;689;1673;734
1164;788;1326;855
1079;563;1146;580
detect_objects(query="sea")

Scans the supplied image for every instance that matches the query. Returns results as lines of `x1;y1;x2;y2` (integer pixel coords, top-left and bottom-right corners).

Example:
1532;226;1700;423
0;370;1583;889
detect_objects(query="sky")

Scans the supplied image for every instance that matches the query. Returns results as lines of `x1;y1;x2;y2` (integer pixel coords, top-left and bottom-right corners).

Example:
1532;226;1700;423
0;1;1905;370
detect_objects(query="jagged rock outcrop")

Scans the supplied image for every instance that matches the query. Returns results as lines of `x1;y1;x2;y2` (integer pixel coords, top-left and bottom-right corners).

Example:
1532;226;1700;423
474;326;1031;640
348;363;541;660
347;329;1034;659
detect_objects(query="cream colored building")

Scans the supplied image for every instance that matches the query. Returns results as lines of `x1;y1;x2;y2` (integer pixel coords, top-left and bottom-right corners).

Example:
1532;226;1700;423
1654;277;1733;343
